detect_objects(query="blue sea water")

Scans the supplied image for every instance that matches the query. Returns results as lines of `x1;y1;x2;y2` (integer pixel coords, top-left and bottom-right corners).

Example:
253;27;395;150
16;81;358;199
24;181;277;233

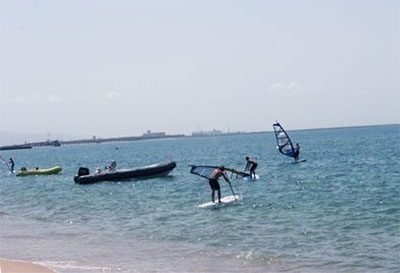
0;124;399;273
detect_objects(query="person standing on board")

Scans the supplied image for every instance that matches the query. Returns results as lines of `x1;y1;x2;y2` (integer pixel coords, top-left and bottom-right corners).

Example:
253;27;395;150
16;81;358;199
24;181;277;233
244;156;258;179
209;166;231;203
294;143;300;161
8;158;15;173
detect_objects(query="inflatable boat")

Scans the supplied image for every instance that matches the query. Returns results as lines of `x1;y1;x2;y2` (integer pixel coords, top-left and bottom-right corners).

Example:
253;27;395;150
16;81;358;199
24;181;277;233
74;161;176;184
17;166;62;176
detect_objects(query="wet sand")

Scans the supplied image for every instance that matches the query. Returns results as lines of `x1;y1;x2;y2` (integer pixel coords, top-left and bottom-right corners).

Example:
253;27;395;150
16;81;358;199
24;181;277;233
0;259;56;273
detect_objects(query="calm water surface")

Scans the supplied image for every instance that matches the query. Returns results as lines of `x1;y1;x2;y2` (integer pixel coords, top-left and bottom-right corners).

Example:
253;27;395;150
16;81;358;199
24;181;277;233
1;125;399;273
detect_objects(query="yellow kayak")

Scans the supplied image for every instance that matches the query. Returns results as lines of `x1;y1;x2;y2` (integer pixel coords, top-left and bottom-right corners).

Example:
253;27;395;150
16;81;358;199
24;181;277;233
17;166;62;177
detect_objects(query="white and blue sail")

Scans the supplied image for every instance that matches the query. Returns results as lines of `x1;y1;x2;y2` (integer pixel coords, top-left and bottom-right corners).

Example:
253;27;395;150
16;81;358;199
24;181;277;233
273;122;300;159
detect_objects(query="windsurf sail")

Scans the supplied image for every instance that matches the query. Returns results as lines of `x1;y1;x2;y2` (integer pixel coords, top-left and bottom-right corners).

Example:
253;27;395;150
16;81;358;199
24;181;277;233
273;122;298;159
0;155;11;172
189;165;251;179
224;167;251;178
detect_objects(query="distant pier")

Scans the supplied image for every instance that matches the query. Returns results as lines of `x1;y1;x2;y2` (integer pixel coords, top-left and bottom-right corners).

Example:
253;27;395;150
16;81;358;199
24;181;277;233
0;130;266;150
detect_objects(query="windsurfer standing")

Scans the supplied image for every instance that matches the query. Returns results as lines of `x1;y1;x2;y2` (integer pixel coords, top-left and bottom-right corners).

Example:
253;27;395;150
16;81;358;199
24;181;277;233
209;166;231;203
245;156;258;179
294;143;300;161
8;158;15;173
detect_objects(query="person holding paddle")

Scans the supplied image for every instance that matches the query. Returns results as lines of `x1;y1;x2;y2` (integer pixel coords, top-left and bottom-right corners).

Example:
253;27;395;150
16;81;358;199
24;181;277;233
209;166;231;203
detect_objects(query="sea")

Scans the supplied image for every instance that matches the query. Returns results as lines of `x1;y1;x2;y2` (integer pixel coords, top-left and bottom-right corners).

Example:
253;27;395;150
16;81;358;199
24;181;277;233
0;124;399;273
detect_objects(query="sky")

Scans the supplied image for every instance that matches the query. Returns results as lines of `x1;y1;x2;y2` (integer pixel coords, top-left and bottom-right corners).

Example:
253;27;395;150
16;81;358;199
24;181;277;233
0;0;399;145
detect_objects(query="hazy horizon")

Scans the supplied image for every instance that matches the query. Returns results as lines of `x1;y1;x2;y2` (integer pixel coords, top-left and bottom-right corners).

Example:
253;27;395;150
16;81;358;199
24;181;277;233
1;0;399;146
1;122;398;146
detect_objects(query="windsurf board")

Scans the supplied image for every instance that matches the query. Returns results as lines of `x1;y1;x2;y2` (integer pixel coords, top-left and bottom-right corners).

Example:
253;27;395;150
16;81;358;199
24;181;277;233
243;174;260;181
198;195;240;208
294;159;307;163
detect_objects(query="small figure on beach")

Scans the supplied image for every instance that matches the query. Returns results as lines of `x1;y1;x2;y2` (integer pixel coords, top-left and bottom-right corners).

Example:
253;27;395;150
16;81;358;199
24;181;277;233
244;156;258;179
209;166;231;203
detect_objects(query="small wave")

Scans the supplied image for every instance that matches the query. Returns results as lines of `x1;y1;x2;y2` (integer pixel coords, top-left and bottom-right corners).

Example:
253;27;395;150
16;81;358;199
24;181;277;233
41;261;117;272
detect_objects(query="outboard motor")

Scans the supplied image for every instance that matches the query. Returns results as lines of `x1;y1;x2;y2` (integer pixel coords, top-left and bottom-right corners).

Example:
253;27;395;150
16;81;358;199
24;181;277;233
77;167;90;176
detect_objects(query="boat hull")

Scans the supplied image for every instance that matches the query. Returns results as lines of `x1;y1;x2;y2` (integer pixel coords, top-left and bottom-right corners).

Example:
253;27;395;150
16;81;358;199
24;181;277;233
74;161;176;184
17;166;62;176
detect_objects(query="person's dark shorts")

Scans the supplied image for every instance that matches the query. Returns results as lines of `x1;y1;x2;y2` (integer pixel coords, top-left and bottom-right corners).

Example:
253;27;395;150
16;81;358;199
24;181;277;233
209;179;220;190
250;163;258;171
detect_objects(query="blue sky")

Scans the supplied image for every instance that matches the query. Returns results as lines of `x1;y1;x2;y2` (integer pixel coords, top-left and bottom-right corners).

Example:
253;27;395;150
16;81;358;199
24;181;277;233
0;0;398;145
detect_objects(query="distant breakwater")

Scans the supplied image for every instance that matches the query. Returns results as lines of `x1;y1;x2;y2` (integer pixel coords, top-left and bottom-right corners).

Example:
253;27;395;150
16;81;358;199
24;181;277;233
0;131;267;150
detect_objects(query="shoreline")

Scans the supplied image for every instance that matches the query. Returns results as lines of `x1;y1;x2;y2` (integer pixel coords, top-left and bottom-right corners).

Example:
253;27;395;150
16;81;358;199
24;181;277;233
0;259;56;273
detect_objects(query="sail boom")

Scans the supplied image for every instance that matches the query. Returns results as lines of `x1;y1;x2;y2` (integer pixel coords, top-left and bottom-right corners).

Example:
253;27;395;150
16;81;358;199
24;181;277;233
190;165;251;180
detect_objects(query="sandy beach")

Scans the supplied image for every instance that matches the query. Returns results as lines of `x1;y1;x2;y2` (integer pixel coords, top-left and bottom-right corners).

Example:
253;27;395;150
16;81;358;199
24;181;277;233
0;259;56;273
